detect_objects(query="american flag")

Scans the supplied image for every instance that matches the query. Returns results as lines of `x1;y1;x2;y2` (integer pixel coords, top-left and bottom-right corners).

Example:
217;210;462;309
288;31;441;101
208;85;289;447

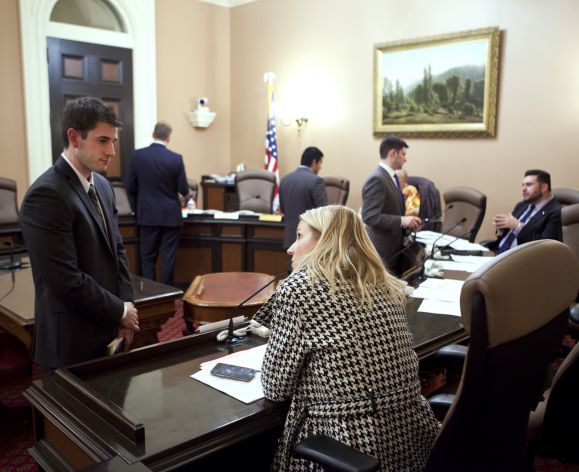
264;80;280;213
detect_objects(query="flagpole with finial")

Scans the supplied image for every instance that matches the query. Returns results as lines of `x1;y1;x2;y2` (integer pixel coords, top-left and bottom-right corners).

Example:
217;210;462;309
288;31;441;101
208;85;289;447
263;72;280;214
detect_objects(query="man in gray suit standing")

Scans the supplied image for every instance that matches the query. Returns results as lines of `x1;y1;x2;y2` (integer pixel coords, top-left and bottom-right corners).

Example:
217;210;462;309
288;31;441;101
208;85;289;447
279;146;328;248
362;136;422;275
20;97;139;371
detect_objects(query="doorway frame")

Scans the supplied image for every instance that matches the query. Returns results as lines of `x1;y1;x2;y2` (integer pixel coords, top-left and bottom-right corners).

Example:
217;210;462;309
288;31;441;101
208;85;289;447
19;0;157;184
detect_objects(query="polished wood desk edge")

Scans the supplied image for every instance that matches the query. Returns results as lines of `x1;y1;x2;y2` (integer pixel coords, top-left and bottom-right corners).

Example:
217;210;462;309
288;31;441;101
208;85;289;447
24;329;282;471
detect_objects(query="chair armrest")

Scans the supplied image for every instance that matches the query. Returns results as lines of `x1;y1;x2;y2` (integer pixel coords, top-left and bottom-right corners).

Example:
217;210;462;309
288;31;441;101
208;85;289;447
291;435;380;472
428;393;456;420
434;344;468;362
570;303;579;324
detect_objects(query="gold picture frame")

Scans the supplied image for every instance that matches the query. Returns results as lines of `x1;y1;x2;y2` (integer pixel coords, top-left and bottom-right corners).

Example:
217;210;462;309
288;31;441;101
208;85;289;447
374;27;501;138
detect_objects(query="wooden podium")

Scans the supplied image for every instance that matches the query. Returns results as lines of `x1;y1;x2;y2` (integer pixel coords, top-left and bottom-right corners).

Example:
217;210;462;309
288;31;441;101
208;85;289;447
183;272;276;330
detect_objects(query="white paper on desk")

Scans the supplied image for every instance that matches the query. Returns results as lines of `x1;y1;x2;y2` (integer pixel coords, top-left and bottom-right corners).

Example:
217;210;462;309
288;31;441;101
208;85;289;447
419;278;464;291
447;239;490;252
416;230;442;241
200;344;267;372
411;286;460;303
418;298;461;317
214;211;239;220
191;369;264;404
451;255;494;268
434;260;481;273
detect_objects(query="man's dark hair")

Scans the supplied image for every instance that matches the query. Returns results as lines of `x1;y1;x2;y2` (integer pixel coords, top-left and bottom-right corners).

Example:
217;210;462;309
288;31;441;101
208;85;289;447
62;97;123;148
153;121;172;141
379;135;408;159
301;146;324;167
525;169;552;191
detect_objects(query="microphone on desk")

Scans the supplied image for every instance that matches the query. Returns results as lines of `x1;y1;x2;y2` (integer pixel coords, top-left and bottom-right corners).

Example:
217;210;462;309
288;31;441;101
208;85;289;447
0;241;27;271
419;216;471;280
423;204;454;225
219;269;291;345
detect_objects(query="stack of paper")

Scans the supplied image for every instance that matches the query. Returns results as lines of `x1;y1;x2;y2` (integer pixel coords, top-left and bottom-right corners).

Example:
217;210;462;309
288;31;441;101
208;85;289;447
410;278;464;317
191;345;267;403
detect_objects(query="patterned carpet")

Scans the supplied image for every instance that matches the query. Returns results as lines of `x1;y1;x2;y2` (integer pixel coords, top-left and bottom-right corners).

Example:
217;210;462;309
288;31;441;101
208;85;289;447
0;305;577;471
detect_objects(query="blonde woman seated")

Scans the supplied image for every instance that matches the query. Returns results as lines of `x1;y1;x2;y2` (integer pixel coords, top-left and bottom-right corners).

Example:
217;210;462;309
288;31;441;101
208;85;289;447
254;205;438;471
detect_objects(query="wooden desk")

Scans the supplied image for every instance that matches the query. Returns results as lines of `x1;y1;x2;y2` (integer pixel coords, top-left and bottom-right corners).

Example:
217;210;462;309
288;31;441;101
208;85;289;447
200;181;237;211
26;333;283;471
174;215;287;285
4;216;288;287
182;272;276;328
0;259;183;350
23;287;466;471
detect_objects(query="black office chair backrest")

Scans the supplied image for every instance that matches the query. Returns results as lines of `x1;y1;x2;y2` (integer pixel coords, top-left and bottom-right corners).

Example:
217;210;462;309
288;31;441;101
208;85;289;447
553;187;579;207
235;169;276;213
527;340;579;463
441;186;486;242
425;240;579;471
110;180;133;217
323;176;350;205
0;177;19;225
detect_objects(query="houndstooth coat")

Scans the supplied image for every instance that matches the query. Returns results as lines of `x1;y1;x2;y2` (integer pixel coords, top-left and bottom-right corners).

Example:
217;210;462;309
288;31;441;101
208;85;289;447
254;269;439;472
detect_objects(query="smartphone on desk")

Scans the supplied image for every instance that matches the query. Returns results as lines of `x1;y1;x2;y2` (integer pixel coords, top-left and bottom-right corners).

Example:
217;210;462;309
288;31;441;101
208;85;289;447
210;363;257;382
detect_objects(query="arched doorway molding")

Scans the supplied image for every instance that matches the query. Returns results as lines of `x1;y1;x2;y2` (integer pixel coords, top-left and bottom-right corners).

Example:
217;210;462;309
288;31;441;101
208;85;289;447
19;0;156;183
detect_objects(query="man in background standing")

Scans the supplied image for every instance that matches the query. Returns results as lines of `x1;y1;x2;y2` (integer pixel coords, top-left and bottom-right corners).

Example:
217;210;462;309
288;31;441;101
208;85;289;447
127;122;190;285
362;135;422;275
20;97;139;371
279;146;328;248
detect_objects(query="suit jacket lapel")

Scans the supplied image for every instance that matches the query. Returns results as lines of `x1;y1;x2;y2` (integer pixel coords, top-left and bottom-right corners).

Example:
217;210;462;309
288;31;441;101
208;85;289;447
379;166;404;214
54;157;114;254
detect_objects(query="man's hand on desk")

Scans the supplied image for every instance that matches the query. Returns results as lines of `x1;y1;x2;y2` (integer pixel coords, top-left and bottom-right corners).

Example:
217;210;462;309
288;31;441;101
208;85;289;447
121;302;140;332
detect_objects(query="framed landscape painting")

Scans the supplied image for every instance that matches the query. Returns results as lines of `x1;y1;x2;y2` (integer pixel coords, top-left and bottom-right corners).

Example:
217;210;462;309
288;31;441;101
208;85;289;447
374;27;501;138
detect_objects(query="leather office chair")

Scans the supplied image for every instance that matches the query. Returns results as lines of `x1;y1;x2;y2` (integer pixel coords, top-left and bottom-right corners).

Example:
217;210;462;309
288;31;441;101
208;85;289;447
0;177;19;225
235;169;276;213
561;203;579;330
322;176;350;205
109;179;134;217
528;341;579;463
292;240;579;472
441;186;486;242
553;187;579;207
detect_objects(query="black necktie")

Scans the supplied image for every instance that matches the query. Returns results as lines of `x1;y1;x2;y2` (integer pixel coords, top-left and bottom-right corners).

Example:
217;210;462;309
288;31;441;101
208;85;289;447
88;184;107;231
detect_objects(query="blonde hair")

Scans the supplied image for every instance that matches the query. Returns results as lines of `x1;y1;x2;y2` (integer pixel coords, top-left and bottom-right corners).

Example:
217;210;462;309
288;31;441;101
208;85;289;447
296;205;405;306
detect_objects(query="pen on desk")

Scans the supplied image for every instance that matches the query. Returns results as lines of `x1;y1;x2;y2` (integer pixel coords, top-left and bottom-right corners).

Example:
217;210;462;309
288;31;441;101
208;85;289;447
140;280;144;290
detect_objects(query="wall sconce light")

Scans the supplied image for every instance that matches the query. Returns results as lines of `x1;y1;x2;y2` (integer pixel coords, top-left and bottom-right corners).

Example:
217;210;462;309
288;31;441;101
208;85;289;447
187;97;216;128
295;117;309;136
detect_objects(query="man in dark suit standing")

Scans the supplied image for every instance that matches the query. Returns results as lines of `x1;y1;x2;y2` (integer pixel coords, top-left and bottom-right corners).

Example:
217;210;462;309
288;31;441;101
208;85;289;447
489;169;562;253
362;136;422;275
279;146;328;248
127;122;190;285
20;97;139;371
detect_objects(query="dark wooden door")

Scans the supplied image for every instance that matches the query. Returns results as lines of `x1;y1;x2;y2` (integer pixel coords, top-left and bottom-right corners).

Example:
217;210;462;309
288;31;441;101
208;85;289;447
48;37;134;178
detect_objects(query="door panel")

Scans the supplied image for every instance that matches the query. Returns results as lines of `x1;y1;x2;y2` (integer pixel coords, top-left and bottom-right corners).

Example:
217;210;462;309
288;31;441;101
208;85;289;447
48;38;134;178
